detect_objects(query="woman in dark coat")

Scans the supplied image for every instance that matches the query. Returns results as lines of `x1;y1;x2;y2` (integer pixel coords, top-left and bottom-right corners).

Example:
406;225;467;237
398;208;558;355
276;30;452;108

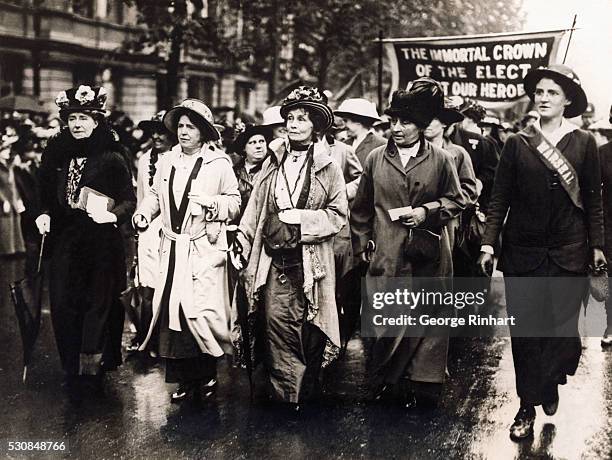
479;65;605;440
351;78;464;408
36;85;136;395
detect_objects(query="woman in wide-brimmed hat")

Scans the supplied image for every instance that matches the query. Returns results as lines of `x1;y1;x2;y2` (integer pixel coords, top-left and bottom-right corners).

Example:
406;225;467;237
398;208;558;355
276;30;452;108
479;64;605;440
35;85;136;398
351;78;465;409
229;86;347;408
133;98;240;405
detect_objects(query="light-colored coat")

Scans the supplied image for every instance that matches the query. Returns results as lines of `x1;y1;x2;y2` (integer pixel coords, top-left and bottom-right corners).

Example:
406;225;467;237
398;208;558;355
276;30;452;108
136;143;241;357
234;139;348;350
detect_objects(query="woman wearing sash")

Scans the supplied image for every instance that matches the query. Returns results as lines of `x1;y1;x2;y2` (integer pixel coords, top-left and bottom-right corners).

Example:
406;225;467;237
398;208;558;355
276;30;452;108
230;87;347;408
133;99;240;404
478;65;605;440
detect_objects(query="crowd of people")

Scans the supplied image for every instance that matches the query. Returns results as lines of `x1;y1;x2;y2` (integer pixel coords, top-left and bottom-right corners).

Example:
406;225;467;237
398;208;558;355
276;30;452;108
2;62;612;442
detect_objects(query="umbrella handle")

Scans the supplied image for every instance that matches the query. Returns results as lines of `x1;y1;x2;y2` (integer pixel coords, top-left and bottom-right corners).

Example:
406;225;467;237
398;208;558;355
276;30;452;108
37;233;46;274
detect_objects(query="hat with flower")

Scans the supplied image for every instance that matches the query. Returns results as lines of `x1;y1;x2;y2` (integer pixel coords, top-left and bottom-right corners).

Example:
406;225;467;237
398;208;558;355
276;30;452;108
55;85;108;121
163;98;219;141
280;86;334;132
459;98;487;123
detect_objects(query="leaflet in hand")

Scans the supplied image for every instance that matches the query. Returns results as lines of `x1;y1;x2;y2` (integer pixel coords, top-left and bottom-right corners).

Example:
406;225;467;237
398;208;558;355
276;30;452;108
78;186;115;213
388;206;413;222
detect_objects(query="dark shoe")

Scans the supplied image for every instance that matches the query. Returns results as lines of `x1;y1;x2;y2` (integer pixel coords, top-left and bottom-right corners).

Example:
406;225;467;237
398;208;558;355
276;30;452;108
509;406;535;441
403;392;418;410
371;384;392;402
542;386;559;416
602;330;612;347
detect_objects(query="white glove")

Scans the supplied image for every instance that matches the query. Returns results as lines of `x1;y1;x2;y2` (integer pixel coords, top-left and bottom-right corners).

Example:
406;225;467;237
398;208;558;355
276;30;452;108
229;248;244;271
132;214;149;231
278;209;302;224
35;214;51;234
2;201;10;214
88;209;117;224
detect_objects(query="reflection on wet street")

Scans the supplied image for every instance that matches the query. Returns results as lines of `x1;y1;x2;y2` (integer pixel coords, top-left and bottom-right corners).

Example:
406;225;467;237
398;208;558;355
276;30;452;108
1;255;611;459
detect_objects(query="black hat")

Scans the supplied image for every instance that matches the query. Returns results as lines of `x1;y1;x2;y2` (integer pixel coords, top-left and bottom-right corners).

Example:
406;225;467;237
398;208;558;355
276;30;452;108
231;124;271;155
523;64;588;118
55;85;108;122
138;110;168;133
384;78;444;129
280;86;334;132
460;99;487;123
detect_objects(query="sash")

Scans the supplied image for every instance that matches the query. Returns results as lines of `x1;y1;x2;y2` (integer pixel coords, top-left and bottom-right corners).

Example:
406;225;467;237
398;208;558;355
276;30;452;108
518;124;583;212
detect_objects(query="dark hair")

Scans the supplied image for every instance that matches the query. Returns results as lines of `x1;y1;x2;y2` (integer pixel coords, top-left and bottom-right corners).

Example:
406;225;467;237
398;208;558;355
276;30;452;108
286;106;326;133
342;113;376;128
173;109;217;142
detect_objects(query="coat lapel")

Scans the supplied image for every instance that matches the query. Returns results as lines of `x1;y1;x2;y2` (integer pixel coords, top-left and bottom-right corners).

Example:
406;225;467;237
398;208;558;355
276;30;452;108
404;141;431;174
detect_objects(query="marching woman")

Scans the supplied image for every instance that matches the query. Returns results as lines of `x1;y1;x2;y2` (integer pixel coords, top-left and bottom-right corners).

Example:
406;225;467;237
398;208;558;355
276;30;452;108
133;99;240;404
231;124;271;221
127;111;175;353
230;87;348;408
478;65;605;440
36;85;136;395
351;78;464;408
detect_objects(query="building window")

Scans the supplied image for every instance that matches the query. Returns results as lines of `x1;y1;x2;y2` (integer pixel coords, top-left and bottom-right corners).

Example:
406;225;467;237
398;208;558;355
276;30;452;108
0;53;24;97
188;76;215;106
71;0;95;18
235;81;253;113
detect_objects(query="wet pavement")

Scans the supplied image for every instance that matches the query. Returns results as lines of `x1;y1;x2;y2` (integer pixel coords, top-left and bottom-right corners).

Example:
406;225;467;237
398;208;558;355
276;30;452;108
1;255;611;459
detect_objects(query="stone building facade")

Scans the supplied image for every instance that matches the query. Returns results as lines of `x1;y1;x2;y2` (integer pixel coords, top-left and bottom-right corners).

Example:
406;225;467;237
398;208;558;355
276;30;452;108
0;0;268;122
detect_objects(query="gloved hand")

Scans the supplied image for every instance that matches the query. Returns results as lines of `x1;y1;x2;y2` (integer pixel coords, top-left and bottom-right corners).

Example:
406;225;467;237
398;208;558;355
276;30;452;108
132;214;149;231
478;252;494;277
278;209;302;225
35;214;51;234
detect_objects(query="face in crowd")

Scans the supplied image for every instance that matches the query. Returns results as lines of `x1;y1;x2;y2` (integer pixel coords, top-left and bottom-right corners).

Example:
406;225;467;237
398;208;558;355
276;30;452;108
244;134;268;165
390;116;420;147
67;112;98;139
286;108;315;145
151;129;173;152
177;114;203;151
534;78;571;120
424;118;445;141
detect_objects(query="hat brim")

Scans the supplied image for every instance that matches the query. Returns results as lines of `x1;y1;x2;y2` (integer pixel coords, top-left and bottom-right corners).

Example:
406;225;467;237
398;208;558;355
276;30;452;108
523;68;588;118
231;125;272;154
59;107;108;122
437;108;464;126
163;106;220;141
280;101;334;132
333;110;380;124
138;120;166;132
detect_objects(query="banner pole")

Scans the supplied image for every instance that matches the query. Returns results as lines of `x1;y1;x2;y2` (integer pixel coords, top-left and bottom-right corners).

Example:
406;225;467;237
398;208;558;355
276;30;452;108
562;14;577;64
378;30;383;112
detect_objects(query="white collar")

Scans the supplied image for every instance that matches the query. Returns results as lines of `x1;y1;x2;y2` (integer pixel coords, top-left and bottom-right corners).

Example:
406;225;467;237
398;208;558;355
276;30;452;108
537;118;578;147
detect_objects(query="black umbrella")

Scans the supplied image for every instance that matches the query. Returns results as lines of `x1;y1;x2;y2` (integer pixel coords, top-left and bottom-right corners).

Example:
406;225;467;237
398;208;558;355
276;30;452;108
9;234;46;382
227;229;255;400
120;232;142;344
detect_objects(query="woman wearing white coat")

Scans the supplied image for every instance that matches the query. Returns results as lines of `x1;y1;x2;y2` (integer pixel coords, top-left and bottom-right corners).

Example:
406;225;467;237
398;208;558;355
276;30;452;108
133;99;240;404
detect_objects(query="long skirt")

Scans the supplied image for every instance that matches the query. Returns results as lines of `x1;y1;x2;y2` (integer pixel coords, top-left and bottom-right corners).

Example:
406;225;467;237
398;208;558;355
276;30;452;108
504;256;585;406
49;222;124;376
157;241;217;383
263;254;326;403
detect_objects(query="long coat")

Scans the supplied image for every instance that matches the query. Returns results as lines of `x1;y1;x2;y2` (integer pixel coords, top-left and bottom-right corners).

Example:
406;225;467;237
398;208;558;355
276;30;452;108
137;143;241;357
38;125;136;375
233;139;348;360
0;160;25;255
354;131;387;168
599;141;612;262
351;137;465;386
482;128;603;274
451;127;500;212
